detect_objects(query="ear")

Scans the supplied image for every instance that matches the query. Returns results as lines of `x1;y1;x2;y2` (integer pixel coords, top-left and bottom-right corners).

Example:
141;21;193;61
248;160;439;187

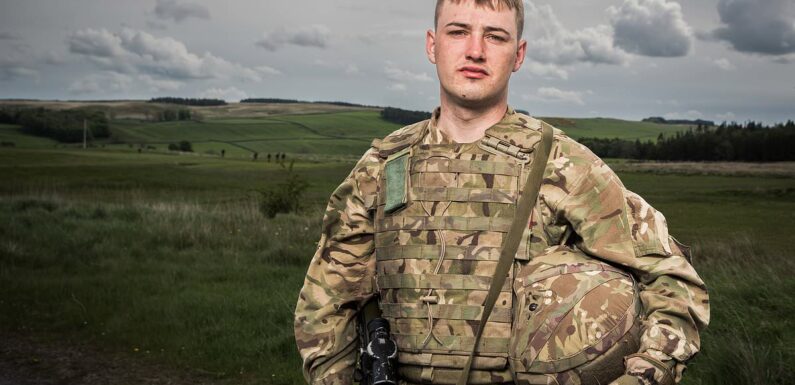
512;38;527;72
426;29;437;64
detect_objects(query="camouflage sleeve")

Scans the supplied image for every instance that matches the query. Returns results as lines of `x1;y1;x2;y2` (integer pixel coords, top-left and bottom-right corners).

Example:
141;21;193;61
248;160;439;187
294;148;381;385
543;136;710;383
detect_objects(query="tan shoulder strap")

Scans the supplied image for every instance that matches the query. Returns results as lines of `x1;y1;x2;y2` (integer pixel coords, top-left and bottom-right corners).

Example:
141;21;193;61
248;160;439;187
457;123;554;385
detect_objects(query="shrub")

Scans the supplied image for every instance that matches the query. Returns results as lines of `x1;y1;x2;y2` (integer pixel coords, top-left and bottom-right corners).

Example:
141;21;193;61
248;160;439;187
258;161;310;218
168;143;179;151
178;140;192;152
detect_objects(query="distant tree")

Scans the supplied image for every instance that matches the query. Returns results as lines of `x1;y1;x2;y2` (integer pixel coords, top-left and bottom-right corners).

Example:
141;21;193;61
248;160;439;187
148;97;226;106
178;140;192;152
381;107;432;125
6;107;110;143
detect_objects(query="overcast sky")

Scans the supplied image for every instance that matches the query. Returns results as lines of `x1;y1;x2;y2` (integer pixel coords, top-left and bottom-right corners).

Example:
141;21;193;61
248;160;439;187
1;0;793;123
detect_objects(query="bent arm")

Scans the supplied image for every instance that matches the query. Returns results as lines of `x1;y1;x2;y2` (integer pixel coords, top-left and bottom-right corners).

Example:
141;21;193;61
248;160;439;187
544;139;710;383
294;149;380;384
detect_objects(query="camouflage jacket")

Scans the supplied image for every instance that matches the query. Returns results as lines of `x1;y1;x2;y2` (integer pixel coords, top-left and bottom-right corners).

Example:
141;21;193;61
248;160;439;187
294;107;710;384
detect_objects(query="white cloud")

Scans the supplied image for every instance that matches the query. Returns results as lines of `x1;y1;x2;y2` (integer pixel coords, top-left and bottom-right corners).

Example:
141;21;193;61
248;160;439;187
311;59;359;75
384;62;433;83
712;0;795;56
663;110;704;120
526;87;589;105
153;0;210;23
68;28;262;82
713;58;735;71
256;25;331;51
608;0;694;57
523;2;628;66
345;64;360;74
388;83;407;92
137;75;183;92
523;61;569;80
199;86;248;102
716;112;737;122
255;65;282;76
68;72;133;94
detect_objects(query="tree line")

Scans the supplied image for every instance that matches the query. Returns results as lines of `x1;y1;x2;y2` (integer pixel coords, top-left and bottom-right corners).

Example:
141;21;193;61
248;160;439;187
148;97;226;106
0;107;109;143
380;107;432;125
579;120;795;162
240;98;376;108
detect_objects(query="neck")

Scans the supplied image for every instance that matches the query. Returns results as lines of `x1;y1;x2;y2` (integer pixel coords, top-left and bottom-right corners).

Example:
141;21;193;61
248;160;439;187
436;93;508;143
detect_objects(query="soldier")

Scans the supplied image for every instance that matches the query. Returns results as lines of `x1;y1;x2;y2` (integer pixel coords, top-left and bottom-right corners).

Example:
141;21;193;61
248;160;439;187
295;1;709;385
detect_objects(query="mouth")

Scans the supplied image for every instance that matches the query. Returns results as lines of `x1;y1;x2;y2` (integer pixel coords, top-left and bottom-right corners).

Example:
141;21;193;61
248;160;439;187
459;66;488;79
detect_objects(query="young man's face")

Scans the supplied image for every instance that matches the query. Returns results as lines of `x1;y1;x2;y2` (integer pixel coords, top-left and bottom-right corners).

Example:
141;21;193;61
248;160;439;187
427;0;526;109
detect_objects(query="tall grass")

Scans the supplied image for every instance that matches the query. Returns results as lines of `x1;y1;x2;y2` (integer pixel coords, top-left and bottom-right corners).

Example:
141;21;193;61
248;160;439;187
0;195;321;384
1;194;792;384
685;237;794;385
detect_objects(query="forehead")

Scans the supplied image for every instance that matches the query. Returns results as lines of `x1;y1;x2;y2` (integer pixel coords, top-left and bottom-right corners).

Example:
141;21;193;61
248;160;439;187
436;1;517;32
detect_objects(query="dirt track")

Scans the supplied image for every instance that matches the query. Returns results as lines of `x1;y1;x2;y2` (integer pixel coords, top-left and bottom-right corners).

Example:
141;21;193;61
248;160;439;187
0;332;220;385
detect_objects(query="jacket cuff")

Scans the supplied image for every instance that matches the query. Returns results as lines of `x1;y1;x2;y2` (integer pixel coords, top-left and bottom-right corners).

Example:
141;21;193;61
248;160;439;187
640;323;695;362
311;370;354;385
623;352;677;385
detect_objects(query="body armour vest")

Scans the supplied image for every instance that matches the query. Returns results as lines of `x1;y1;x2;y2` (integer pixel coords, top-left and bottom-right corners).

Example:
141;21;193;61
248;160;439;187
372;113;641;385
373;115;541;384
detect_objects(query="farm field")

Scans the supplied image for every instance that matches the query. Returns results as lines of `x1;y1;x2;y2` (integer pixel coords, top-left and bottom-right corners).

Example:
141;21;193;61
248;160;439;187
0;103;792;385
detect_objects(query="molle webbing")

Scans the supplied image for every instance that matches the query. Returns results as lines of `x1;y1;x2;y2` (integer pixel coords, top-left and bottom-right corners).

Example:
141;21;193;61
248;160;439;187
394;334;510;354
380;303;512;322
377;274;512;291
377;216;513;232
375;245;502;261
411;158;520;176
410;187;517;204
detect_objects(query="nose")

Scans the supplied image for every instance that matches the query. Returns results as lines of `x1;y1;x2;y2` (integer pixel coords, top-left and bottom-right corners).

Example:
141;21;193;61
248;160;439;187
465;34;485;62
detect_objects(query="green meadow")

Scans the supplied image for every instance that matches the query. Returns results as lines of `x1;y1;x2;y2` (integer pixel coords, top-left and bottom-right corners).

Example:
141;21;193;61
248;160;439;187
0;105;792;384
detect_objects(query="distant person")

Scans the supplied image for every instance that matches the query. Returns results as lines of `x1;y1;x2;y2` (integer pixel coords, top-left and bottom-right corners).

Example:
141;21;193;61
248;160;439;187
252;152;258;161
267;153;272;162
221;149;225;158
294;1;708;385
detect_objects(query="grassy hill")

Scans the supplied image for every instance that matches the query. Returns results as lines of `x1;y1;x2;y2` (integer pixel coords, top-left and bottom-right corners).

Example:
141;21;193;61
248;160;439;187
541;116;689;141
0;101;693;159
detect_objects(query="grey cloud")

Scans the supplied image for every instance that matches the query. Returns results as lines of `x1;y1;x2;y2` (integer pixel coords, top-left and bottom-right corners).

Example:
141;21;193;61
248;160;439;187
384;62;433;83
0;31;22;40
153;0;210;23
0;65;38;81
67;28;262;82
68;28;124;58
256;25;330;51
68;72;132;94
609;0;693;57
712;0;795;55
523;2;628;66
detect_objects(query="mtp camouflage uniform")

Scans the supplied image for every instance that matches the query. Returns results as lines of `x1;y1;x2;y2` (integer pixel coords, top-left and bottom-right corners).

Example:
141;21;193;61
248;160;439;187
294;107;709;385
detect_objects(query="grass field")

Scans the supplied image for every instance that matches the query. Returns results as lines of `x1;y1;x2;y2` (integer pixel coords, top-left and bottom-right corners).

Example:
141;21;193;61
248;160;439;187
0;104;792;384
541;117;689;141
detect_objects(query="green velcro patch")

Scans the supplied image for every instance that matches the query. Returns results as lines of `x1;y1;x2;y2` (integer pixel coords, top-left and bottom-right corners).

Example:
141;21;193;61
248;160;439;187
384;147;411;214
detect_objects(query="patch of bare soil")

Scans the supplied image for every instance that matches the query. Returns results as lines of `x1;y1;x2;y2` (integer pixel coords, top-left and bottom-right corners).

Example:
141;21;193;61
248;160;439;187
610;161;795;178
0;332;222;385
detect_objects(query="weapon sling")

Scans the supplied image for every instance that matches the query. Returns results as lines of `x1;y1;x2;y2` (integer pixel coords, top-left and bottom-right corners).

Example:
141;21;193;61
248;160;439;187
456;123;554;385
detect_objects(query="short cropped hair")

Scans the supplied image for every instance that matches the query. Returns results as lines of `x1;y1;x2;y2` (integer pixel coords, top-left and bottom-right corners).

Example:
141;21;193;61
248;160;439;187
434;0;525;39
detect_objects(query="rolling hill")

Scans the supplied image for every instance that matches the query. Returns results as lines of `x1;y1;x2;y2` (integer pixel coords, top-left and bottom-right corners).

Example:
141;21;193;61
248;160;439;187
0;101;693;157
